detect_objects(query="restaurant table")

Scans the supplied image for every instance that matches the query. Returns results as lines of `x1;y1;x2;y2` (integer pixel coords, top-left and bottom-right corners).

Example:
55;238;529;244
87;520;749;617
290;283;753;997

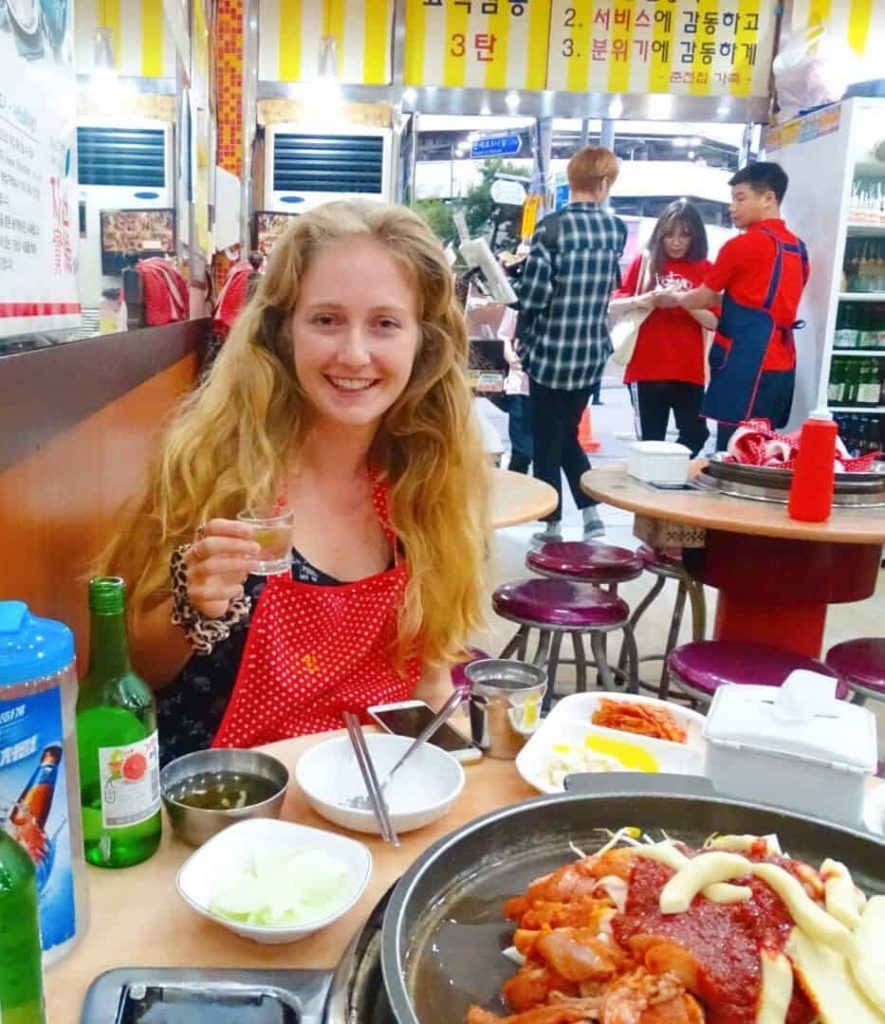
45;731;538;1024
582;463;885;658
44;729;885;1023
491;468;557;528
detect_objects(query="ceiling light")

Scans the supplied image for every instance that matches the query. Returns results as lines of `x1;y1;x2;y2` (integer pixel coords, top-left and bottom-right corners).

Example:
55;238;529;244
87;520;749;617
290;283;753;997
403;87;418;105
505;90;520;112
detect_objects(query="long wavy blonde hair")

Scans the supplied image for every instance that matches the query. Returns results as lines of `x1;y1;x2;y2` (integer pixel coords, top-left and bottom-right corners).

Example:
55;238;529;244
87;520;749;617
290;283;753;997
98;200;489;666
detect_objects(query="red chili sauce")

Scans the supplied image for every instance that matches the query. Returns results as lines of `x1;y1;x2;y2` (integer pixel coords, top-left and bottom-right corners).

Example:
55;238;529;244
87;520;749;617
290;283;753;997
612;858;814;1024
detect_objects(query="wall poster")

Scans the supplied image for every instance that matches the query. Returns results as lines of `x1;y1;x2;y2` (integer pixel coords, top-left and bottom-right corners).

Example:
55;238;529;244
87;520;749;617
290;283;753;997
0;0;79;337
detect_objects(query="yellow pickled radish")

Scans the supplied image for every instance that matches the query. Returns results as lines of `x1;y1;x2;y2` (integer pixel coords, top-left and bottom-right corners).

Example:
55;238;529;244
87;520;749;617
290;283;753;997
583;734;659;772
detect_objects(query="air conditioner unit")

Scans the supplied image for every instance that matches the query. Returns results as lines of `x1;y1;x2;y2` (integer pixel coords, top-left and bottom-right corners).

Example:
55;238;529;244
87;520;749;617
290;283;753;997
265;125;393;212
76;119;175;307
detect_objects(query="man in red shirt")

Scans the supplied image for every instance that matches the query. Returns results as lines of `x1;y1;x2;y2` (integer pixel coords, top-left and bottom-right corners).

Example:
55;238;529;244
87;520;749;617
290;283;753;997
657;162;809;451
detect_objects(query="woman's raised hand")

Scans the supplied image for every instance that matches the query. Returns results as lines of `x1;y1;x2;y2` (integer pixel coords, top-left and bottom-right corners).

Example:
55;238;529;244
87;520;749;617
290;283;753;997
184;520;261;619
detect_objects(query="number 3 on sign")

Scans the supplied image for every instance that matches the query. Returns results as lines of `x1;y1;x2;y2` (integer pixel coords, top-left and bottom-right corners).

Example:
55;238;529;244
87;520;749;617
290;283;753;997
451;33;466;57
562;37;575;57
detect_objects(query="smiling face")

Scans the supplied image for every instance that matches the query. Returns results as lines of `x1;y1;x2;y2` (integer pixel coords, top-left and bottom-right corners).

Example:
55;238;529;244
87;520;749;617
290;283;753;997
729;183;776;230
662;222;692;261
291;238;421;434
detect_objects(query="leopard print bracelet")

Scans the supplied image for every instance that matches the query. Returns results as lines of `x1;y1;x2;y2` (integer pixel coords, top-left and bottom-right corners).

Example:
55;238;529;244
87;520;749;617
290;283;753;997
170;545;251;655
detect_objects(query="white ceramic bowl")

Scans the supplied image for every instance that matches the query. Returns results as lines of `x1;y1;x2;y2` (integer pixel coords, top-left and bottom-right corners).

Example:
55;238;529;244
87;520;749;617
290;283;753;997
295;733;465;834
175;817;372;944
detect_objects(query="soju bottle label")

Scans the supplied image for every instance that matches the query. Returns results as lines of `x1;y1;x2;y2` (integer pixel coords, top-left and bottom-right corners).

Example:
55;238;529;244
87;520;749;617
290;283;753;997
97;732;160;828
0;688;76;952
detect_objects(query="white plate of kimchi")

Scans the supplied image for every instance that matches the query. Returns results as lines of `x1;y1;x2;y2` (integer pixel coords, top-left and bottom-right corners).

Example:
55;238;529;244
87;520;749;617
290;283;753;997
466;829;885;1024
517;695;706;794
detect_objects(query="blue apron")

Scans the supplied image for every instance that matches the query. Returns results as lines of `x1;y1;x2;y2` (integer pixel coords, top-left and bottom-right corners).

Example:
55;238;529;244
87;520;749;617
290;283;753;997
702;230;808;427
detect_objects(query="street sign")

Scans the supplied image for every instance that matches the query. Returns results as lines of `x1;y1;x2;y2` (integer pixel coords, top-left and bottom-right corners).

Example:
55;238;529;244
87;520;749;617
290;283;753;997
470;135;522;160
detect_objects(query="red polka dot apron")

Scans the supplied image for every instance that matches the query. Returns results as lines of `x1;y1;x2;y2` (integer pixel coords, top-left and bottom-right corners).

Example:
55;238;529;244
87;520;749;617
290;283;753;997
211;481;419;749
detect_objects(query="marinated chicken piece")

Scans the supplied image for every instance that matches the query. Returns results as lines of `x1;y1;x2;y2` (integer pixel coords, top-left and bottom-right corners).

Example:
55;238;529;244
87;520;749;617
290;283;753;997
601;969;705;1024
507;851;637;921
535;929;627;983
504;962;579;1011
467;999;602;1023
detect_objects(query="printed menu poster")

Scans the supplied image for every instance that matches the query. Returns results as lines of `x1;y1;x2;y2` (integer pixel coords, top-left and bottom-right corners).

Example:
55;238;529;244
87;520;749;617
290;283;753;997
0;0;79;338
546;0;776;99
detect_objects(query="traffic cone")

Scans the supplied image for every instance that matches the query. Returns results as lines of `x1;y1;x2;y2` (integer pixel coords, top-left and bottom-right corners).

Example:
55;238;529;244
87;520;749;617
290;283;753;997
578;406;601;453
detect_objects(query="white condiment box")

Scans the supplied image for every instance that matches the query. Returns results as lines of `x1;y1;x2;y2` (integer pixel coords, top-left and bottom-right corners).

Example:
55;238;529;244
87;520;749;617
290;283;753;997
702;672;878;827
627;441;691;485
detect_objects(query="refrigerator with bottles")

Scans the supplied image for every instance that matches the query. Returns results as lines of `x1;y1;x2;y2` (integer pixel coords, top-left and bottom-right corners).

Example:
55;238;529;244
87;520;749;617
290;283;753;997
763;97;884;455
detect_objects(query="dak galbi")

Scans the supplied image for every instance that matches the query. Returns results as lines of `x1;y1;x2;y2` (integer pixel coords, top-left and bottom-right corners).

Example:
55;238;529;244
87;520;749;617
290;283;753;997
467;830;884;1024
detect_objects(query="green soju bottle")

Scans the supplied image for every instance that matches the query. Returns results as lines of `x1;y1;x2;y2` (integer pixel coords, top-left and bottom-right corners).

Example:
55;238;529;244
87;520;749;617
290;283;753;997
0;830;45;1023
76;578;162;868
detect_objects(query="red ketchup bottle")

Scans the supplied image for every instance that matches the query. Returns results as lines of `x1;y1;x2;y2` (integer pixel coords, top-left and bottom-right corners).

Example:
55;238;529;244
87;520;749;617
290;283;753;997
787;409;839;522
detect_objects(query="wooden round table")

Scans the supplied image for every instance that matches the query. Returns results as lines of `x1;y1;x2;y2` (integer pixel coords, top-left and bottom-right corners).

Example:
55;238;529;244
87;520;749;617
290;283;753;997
491;468;557;529
582;464;885;657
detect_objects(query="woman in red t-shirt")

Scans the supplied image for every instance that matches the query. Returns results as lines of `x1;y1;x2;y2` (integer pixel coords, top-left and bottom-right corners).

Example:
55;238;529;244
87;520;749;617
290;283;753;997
611;200;718;456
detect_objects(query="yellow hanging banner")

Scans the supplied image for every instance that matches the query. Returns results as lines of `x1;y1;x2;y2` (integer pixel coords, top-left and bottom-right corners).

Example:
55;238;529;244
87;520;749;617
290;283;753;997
259;0;393;84
788;0;884;71
74;0;177;77
545;0;776;99
403;0;552;90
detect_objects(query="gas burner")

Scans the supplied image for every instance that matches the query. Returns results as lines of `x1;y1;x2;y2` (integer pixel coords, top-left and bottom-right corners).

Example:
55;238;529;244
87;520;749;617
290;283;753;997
80;890;395;1024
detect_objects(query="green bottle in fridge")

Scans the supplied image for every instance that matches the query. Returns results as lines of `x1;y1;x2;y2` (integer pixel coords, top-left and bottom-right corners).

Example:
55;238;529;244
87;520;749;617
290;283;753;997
0;829;46;1023
76;578;162;868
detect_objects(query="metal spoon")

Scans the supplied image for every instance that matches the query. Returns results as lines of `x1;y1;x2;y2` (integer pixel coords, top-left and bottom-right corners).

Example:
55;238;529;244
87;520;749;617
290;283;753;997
342;690;464;810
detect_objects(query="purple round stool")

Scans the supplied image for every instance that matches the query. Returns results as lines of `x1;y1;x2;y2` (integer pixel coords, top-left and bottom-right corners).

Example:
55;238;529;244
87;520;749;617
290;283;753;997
493;577;639;711
616;545;707;701
825;638;885;706
666;640;849;707
526;541;643;589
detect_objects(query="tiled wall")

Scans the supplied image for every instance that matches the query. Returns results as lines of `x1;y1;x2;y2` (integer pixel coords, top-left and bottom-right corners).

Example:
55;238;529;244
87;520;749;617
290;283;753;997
215;0;243;285
216;0;243;180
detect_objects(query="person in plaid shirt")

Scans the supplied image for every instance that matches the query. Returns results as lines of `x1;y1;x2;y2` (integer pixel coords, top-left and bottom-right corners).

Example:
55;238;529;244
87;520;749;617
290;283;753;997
518;147;627;542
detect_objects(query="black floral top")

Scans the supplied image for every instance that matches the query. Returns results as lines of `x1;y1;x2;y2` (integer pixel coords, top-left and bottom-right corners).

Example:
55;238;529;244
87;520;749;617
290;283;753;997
157;550;341;766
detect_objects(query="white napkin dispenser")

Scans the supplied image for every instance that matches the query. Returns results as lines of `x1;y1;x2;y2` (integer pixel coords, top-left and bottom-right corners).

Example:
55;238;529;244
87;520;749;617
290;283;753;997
627;441;691;485
703;671;878;826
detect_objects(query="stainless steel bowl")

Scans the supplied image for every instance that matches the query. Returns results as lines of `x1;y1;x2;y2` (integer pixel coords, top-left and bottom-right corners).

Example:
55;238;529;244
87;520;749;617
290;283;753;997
160;748;289;847
463;659;547;759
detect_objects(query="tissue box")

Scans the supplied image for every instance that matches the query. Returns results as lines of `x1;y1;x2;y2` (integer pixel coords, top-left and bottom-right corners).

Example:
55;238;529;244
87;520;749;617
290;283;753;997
703;672;878;826
627;441;691;485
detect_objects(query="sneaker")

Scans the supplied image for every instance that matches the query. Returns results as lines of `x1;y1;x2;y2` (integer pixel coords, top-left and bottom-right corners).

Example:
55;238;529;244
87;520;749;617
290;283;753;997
582;508;605;540
531;526;561;548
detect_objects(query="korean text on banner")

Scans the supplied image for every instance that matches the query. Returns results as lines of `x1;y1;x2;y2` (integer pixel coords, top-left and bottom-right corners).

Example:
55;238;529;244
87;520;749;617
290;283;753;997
404;0;552;91
258;0;393;85
546;0;777;99
0;0;80;337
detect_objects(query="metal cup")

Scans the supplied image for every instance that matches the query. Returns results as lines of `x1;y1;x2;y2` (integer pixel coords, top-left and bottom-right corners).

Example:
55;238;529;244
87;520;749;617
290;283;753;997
464;659;547;759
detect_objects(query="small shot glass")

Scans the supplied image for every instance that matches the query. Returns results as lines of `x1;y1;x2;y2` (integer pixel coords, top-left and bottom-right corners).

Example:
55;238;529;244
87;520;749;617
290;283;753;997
236;507;294;575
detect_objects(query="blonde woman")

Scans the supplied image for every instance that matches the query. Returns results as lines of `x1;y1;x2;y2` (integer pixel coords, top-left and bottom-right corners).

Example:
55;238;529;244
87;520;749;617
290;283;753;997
97;200;489;764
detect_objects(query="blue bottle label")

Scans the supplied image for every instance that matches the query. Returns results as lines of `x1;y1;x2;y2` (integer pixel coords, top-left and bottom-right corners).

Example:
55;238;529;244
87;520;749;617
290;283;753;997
0;688;76;952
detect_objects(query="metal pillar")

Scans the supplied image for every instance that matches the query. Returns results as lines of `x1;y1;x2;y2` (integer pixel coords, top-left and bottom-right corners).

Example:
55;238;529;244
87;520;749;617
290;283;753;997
600;119;616;211
533;116;554;212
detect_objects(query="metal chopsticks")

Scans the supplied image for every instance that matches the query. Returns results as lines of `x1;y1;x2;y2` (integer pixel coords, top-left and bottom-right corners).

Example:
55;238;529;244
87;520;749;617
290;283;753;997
343;712;400;847
380;689;463;787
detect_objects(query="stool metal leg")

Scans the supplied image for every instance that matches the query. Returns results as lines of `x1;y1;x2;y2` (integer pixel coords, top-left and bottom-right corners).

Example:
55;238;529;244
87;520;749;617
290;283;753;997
686;577;707;641
548;632;564;699
619;624;640;695
617;574;666;673
572;632;588;694
658;580;687;700
500;624;530;660
532;630;555;712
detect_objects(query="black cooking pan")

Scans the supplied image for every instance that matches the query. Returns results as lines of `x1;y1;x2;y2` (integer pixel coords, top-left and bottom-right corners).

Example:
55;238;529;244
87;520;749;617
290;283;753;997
378;775;885;1024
